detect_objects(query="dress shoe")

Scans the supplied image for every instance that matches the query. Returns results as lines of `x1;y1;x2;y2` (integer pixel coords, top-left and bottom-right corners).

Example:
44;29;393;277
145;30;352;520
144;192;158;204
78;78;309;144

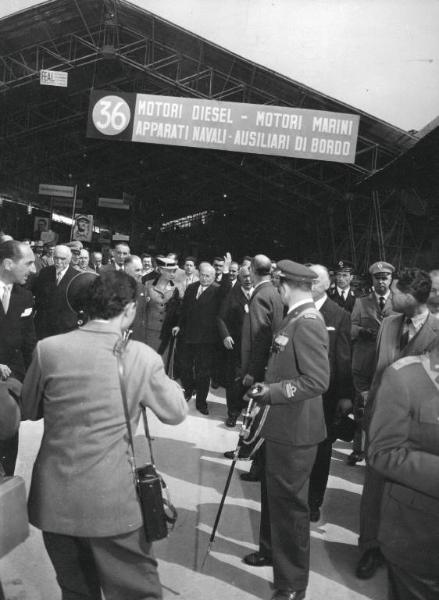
243;552;272;567
225;415;238;428
271;589;306;600
196;404;209;415
309;507;320;522
355;548;385;579
347;451;365;466
240;471;260;482
223;450;235;459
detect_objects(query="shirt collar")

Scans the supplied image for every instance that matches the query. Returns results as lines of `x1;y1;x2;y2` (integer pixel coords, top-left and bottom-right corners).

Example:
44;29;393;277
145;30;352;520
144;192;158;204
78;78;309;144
287;298;314;314
410;309;429;331
337;286;350;296
314;294;327;311
374;290;390;302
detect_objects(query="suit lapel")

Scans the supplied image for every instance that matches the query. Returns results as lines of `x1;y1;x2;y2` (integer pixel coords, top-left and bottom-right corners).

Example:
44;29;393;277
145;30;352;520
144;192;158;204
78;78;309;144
404;313;439;356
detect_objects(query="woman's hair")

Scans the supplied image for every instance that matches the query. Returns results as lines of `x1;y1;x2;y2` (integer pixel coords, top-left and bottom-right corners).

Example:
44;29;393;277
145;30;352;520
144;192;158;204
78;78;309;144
85;271;136;320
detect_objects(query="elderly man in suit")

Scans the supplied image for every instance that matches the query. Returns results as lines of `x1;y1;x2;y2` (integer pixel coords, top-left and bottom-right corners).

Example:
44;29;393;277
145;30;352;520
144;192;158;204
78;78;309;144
368;339;439;599
124;255;148;344
33;244;79;339
173;262;222;414
348;261;396;466
307;264;353;522
0;240;36;474
356;267;439;580
243;260;330;600
21;271;187;600
217;265;254;427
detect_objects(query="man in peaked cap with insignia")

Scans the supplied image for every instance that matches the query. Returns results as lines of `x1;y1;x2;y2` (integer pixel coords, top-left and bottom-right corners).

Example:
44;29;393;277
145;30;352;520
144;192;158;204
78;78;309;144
242;259;330;600
328;259;357;313
349;261;396;466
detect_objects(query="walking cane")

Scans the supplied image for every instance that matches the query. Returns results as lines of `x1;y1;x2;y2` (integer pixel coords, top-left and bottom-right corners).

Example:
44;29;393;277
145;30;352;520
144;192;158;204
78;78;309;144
201;398;255;569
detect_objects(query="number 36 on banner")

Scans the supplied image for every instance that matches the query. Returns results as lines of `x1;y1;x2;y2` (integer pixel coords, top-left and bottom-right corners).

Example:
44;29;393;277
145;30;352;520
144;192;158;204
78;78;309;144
92;95;131;136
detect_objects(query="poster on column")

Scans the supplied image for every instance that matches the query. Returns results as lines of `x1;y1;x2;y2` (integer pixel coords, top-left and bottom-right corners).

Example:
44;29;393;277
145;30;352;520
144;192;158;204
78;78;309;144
87;90;360;164
72;214;93;242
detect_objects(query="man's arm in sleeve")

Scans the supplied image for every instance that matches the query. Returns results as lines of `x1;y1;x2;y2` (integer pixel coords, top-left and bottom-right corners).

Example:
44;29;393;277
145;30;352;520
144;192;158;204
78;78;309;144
368;364;439;499
335;309;354;399
21;344;45;420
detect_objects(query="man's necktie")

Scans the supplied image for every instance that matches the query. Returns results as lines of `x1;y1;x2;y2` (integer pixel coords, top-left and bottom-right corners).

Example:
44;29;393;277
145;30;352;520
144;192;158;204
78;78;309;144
56;271;63;285
1;285;11;313
196;285;205;299
400;318;412;350
379;296;385;311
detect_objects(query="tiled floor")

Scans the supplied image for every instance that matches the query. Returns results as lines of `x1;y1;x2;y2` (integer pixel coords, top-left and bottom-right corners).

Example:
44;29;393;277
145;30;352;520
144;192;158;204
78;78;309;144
0;388;387;599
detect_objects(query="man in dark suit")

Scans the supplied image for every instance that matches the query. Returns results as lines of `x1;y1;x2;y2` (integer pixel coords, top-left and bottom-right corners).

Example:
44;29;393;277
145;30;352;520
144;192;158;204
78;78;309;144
124;255;148;344
328;259;357;313
239;254;284;480
173;262;222;414
217;265;253;427
0;240;36;474
243;260;330;600
307;264;353;522
33;244;79;339
368;342;439;599
100;243;130;273
349;261;396;465
357;268;439;580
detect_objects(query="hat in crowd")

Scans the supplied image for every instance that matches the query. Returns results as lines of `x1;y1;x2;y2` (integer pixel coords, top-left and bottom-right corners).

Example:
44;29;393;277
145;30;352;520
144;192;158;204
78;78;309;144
276;259;317;283
334;259;355;273
66;271;98;316
156;256;177;269
369;261;395;276
76;216;90;223
66;240;83;251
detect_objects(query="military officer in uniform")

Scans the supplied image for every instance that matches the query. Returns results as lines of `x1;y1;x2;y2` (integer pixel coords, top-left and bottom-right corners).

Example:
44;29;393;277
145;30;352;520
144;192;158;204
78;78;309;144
242;260;330;600
328;259;357;313
348;261;396;465
368;340;439;599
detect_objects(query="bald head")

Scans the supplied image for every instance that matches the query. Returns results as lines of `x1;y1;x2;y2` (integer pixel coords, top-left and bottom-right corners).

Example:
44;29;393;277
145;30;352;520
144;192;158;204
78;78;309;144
198;262;215;287
124;255;143;282
251;254;272;281
309;264;330;300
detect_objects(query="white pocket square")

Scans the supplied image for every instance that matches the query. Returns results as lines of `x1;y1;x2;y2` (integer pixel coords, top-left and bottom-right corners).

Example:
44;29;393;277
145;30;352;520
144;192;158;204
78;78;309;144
326;326;336;331
20;308;32;317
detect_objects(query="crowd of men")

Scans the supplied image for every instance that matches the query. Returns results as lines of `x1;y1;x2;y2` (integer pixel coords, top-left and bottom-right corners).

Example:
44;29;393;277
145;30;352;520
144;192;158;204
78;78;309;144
1;233;439;600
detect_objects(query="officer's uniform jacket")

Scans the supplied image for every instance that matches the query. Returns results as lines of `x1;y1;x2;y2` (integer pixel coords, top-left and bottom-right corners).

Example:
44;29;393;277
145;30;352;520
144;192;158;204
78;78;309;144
261;301;330;446
351;292;395;392
368;354;439;576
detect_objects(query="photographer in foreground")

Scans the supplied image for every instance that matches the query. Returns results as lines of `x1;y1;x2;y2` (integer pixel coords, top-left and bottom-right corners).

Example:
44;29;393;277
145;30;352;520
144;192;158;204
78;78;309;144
21;271;187;600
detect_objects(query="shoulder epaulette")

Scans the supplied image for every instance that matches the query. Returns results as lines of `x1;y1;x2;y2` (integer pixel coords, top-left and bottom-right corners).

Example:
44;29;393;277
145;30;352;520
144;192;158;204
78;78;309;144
392;355;422;371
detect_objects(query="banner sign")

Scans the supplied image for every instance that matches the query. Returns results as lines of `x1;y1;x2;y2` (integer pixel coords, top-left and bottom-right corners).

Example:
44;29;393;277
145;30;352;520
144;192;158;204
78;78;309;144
40;69;68;87
98;196;130;210
87;90;360;163
38;183;74;198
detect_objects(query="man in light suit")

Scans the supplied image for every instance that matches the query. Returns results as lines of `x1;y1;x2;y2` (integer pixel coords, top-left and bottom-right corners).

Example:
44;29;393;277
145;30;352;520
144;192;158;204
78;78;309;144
0;240;36;474
369;342;439;599
173;262;222;414
33;245;79;339
357;268;439;580
307;264;353;522
349;261;396;465
21;271;187;600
